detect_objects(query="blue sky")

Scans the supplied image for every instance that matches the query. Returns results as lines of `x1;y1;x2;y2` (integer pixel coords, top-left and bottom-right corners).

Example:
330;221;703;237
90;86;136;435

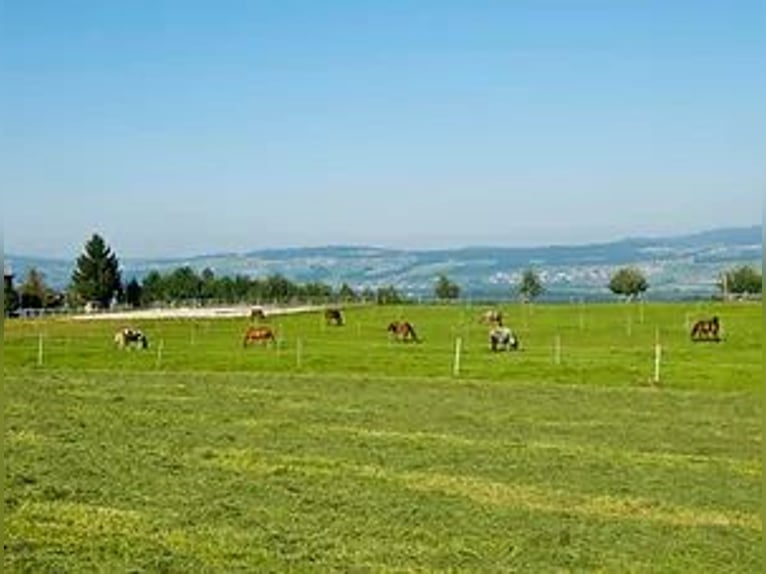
2;0;763;258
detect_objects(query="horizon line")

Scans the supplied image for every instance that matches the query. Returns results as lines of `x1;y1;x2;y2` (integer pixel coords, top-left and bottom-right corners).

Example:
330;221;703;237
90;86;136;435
4;223;762;262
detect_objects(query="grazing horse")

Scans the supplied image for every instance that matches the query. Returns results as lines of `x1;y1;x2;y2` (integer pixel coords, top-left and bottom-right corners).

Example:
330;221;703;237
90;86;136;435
250;307;266;321
324;308;344;326
482;309;503;325
114;328;148;349
387;321;419;342
690;316;721;342
243;326;276;347
489;326;519;351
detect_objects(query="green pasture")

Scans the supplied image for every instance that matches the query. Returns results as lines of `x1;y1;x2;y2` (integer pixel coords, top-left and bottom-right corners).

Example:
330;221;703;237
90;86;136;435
3;302;763;571
3;301;762;390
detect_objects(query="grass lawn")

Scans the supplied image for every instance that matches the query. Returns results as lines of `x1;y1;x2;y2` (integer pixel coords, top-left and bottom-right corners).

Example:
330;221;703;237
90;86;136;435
3;302;762;571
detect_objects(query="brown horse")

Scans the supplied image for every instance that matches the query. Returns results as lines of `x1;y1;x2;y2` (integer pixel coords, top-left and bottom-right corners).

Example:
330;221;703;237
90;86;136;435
387;321;419;342
250;307;267;321
325;308;344;326
690;316;721;342
481;309;503;325
243;326;276;347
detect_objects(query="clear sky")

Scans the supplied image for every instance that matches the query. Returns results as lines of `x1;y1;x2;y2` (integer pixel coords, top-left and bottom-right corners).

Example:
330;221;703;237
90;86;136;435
2;0;763;258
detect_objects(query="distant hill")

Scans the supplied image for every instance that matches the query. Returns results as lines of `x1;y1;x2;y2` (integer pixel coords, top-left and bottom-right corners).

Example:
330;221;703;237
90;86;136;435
5;225;762;301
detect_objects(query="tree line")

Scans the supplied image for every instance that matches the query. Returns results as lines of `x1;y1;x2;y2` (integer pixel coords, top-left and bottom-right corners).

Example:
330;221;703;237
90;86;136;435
4;234;409;314
3;233;763;315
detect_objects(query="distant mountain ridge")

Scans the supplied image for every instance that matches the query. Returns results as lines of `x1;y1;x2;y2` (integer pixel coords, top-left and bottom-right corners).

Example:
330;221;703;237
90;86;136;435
5;225;762;300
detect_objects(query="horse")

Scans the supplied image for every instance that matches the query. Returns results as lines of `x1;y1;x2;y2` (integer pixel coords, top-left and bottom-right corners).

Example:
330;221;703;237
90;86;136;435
324;308;344;326
482;309;503;325
690;316;721;342
243;326;276;347
489;326;519;352
114;328;148;349
250;307;266;321
387;321;419;342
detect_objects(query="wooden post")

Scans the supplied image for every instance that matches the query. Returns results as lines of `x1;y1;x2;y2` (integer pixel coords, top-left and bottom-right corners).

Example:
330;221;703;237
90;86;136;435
37;333;44;367
156;339;164;369
453;337;462;377
296;338;303;368
654;342;662;384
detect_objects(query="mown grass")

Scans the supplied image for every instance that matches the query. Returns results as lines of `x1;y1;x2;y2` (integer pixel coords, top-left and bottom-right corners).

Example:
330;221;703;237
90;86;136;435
3;301;762;390
3;302;763;571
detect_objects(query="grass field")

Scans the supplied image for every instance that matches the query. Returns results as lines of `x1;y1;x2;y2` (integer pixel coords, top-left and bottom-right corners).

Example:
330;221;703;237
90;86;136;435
3;302;763;571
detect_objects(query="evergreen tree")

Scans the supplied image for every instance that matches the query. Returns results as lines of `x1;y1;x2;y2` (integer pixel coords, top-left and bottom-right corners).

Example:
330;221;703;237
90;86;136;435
19;267;48;309
4;270;19;316
125;278;143;308
71;234;123;307
338;283;357;301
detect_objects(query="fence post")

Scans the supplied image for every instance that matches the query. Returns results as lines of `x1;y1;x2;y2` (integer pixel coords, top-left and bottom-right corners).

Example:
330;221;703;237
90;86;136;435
654;341;662;384
156;339;164;369
296;338;303;368
453;337;462;377
37;333;44;367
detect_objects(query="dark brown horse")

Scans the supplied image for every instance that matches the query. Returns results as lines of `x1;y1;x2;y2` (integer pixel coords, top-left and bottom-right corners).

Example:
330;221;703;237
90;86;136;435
325;308;344;326
243;326;276;347
250;307;267;321
690;316;721;342
387;321;419;342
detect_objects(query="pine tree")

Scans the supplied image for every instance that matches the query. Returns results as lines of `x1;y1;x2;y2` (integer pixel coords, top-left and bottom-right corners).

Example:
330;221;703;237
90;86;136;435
71;234;123;307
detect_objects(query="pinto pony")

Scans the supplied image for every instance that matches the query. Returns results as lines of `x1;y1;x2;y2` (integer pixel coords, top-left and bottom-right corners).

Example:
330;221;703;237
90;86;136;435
324;308;344;326
387;321;419;342
482;309;503;325
489;326;519;351
243;326;276;347
690;316;721;342
114;328;149;349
